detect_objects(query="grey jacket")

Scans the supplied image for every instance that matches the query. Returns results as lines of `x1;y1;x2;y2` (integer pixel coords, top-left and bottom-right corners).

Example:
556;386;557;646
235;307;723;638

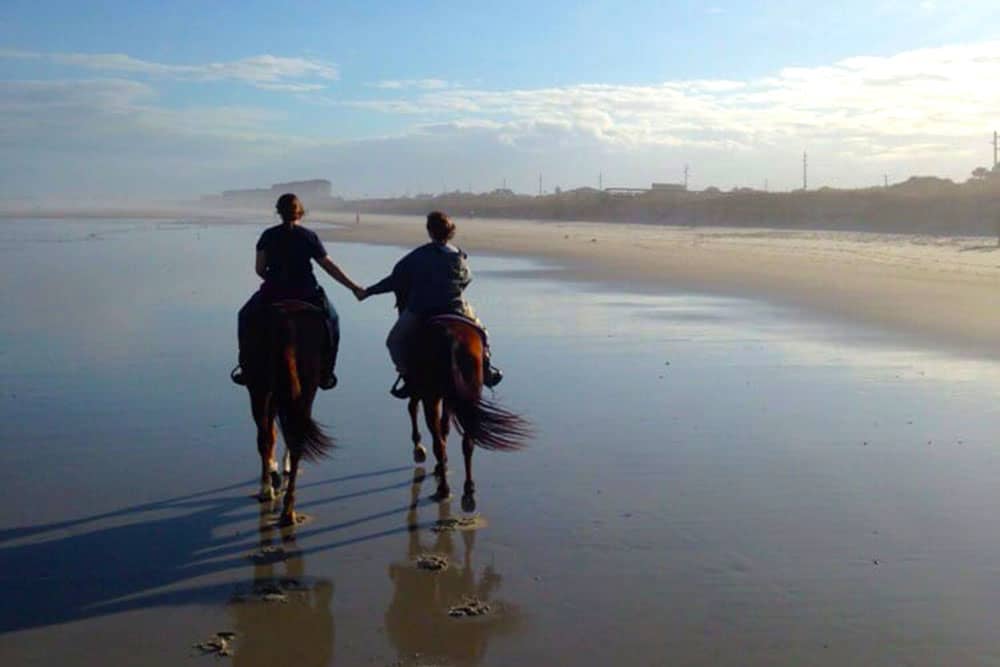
368;242;471;315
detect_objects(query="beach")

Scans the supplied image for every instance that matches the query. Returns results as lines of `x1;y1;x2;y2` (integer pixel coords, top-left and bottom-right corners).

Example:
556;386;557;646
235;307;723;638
4;217;1000;665
322;213;1000;359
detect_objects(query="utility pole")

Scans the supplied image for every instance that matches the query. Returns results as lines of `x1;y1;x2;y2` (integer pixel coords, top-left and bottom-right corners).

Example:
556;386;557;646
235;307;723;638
884;174;889;189
538;173;543;196
599;171;603;190
993;131;998;169
683;164;690;189
802;151;808;191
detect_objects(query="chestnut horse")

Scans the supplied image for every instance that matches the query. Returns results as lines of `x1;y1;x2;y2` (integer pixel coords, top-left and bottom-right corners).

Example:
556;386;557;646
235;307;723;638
244;301;334;525
405;316;529;511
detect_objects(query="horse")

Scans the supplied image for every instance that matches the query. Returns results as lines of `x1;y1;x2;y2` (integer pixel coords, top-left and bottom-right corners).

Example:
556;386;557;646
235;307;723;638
243;300;334;526
404;315;529;511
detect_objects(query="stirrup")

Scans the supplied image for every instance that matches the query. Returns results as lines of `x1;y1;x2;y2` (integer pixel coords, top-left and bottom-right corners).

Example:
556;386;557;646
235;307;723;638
319;372;338;390
230;365;247;386
484;364;503;388
390;374;411;399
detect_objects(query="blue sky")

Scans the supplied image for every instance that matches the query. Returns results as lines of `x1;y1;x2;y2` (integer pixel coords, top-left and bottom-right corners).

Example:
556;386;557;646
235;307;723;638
2;1;999;200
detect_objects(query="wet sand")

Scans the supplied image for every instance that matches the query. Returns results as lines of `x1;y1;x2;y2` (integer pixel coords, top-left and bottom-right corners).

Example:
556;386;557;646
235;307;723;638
320;212;1000;359
4;219;1000;665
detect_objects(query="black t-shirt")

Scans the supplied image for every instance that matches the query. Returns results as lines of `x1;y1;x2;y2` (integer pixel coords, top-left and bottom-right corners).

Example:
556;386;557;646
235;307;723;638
256;224;327;294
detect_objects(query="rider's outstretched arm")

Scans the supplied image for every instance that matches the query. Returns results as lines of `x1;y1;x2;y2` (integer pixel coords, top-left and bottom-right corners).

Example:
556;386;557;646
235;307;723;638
318;256;364;298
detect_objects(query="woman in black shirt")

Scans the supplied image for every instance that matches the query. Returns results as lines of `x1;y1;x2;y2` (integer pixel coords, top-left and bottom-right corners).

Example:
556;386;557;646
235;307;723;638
231;193;364;389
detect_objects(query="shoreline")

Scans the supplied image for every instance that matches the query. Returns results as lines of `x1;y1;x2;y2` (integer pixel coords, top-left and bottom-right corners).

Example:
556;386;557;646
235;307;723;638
318;212;1000;360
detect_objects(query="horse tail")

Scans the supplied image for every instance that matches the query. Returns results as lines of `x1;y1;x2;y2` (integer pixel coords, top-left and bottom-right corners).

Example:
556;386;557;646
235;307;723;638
446;329;530;452
275;316;334;461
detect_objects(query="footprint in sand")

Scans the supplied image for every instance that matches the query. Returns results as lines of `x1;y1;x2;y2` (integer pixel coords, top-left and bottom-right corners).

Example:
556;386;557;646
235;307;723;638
247;544;290;565
448;597;491;618
230;578;310;604
415;553;449;571
194;631;236;657
431;515;487;533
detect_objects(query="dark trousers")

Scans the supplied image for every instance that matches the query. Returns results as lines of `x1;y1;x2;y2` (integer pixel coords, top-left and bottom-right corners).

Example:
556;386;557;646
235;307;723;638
237;287;340;372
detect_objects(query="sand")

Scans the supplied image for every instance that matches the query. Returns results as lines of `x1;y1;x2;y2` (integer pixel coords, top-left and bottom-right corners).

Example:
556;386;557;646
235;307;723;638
319;213;1000;359
9;219;1000;665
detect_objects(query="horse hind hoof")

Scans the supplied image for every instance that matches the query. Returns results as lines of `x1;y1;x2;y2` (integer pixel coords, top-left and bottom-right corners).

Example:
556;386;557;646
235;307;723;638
433;463;446;478
413;445;427;464
269;471;283;492
461;494;477;513
258;485;276;503
431;488;451;502
279;512;296;527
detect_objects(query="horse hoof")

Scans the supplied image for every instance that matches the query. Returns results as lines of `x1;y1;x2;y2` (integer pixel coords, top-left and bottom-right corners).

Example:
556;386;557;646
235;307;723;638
258;486;276;502
431;487;451;502
269;471;283;491
461;494;477;513
279;512;296;527
413;446;427;464
433;464;446;478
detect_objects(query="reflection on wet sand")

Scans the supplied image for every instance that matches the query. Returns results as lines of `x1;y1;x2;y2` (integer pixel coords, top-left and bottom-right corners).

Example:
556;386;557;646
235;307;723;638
229;503;334;667
384;469;519;667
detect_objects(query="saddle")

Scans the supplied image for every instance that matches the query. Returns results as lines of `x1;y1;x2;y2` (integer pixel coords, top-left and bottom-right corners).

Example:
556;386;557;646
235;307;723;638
425;313;489;347
268;299;324;316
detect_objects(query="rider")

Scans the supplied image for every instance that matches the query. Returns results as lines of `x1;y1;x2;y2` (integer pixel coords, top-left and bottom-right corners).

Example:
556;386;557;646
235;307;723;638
231;193;365;389
361;210;503;399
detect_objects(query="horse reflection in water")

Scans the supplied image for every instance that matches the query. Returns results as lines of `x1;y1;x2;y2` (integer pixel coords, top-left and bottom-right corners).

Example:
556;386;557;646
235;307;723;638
384;468;520;666
405;316;529;510
229;502;334;667
243;302;334;525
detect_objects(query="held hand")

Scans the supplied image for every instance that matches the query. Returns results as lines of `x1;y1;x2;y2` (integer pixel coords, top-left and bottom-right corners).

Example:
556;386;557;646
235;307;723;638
353;286;367;301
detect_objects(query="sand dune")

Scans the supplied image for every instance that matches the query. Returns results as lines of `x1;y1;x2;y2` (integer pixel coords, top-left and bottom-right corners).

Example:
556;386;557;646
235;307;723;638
320;213;1000;358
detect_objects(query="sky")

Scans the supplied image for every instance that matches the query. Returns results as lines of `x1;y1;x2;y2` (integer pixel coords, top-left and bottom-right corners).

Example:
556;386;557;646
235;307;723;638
2;1;1000;201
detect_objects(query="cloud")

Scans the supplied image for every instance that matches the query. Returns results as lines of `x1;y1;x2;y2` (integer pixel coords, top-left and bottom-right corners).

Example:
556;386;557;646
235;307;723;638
342;41;1000;161
3;41;1000;197
371;78;456;90
0;49;339;90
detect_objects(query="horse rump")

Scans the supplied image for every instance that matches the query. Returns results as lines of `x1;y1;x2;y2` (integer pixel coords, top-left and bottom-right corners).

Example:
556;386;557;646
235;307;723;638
271;307;334;461
442;323;530;451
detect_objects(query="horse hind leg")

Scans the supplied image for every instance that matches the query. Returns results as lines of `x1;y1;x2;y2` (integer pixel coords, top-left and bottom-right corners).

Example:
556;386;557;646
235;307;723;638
423;399;450;500
409;398;427;463
269;448;291;492
461;433;476;513
280;450;302;527
254;397;278;502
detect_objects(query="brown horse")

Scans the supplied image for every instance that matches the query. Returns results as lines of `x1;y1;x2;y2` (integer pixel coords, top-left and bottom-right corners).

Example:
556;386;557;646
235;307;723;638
405;316;529;511
244;301;334;525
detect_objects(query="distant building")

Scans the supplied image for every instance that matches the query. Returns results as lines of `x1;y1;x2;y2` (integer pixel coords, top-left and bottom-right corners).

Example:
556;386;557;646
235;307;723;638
604;187;648;197
270;179;332;199
650;182;687;192
214;179;337;207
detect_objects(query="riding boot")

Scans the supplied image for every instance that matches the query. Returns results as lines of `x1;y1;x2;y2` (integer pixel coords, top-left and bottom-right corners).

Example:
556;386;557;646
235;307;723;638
230;363;247;386
231;349;248;386
318;293;340;390
390;374;411;399
483;351;503;388
319;353;338;390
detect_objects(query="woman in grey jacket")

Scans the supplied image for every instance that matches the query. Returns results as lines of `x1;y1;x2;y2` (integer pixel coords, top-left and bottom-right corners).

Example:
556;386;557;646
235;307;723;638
361;211;503;398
